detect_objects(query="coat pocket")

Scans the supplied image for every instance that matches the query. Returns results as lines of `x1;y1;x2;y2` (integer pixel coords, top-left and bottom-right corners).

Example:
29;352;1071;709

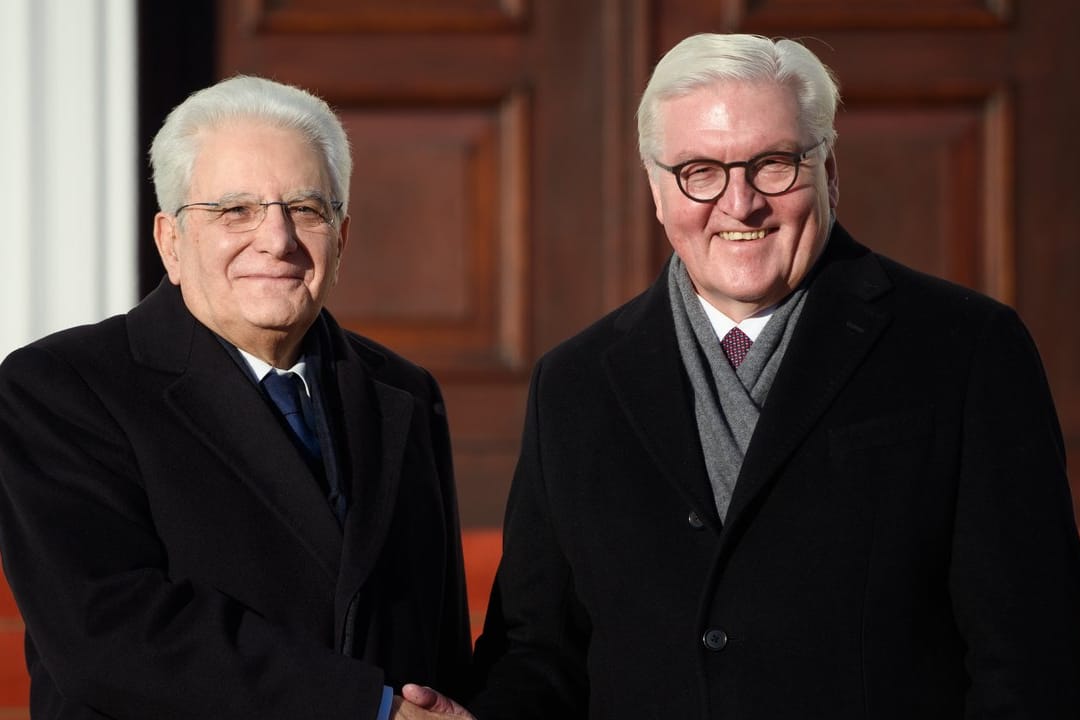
828;407;933;455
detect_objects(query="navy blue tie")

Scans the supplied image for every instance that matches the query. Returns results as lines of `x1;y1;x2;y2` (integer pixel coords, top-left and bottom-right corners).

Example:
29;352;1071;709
262;371;322;463
262;372;346;524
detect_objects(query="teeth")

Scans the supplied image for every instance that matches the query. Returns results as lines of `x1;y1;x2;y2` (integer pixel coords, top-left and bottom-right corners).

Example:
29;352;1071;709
719;230;767;240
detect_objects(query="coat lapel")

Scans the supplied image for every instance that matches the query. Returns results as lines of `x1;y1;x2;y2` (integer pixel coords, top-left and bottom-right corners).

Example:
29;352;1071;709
722;227;894;537
603;226;894;539
322;320;415;621
128;281;343;579
603;265;721;530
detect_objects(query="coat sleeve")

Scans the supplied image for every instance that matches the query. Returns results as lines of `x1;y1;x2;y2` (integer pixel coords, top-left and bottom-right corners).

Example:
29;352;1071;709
0;343;387;720
949;305;1080;717
467;359;591;720
426;370;475;698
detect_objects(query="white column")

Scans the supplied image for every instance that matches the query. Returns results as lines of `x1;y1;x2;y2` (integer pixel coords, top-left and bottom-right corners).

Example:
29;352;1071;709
0;0;136;359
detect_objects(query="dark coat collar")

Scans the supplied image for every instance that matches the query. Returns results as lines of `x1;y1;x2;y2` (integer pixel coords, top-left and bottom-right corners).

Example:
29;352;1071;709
602;223;894;537
124;280;415;602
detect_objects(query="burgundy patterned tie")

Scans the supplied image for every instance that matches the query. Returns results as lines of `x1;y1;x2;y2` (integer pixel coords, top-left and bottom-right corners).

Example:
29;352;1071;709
720;327;752;369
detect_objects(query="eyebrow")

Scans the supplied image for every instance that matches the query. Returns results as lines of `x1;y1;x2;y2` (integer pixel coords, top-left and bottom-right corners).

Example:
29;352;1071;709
670;141;803;164
287;188;333;203
210;189;332;204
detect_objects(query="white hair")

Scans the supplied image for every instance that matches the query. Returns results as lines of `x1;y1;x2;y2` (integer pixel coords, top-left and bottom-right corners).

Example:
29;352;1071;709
149;75;352;218
637;33;841;165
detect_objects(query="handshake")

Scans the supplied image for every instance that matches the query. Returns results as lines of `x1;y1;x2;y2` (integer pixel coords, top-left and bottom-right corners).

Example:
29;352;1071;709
392;684;474;720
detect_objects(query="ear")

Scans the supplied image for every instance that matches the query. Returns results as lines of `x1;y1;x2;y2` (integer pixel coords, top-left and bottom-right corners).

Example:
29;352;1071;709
153;212;183;285
825;149;839;211
330;214;350;285
647;169;666;225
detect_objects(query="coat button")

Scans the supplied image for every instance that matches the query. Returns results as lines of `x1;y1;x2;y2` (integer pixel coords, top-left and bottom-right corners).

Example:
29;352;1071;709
702;628;728;651
687;510;706;530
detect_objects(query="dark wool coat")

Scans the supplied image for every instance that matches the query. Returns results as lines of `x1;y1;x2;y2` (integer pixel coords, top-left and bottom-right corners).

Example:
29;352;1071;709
468;225;1080;720
0;280;471;719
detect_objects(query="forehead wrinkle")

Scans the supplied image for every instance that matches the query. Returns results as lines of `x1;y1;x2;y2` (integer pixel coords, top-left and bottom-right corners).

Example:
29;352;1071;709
661;81;807;162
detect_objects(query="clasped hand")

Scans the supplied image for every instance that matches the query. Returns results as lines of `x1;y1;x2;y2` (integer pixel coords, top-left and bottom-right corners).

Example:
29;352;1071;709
391;683;475;719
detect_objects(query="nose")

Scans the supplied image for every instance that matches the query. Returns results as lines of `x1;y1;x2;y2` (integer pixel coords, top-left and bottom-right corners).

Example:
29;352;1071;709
252;202;299;256
715;167;765;220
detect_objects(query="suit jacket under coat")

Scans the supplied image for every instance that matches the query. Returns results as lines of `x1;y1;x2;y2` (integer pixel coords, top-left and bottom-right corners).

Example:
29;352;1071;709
468;224;1080;719
0;280;471;719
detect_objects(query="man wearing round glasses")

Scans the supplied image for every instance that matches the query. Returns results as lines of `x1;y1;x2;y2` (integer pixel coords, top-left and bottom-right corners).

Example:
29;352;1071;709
408;32;1080;720
645;76;837;327
0;76;470;719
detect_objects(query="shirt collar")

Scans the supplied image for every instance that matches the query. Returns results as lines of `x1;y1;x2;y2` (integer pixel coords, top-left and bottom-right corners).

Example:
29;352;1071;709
696;295;776;343
236;348;314;398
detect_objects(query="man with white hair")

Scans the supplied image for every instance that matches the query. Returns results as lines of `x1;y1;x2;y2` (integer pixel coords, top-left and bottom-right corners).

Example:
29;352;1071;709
405;32;1080;720
0;75;470;719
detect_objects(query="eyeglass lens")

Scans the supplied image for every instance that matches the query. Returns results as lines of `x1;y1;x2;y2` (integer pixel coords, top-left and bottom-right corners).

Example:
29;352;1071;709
679;155;801;200
179;198;338;233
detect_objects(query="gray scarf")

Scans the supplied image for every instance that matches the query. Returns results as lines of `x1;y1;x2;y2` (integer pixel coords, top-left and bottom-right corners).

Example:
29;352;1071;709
668;256;806;522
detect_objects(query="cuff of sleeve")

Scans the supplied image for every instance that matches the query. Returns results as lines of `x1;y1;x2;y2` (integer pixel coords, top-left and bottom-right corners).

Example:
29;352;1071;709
375;686;393;720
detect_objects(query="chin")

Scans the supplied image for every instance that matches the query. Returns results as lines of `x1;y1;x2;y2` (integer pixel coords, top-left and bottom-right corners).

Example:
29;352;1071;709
717;281;775;304
243;305;309;332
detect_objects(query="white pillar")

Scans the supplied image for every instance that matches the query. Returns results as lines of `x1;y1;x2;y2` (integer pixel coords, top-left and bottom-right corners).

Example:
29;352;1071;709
0;0;136;359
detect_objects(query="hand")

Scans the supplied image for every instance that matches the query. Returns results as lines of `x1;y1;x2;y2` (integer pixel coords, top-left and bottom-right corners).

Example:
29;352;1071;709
391;684;475;719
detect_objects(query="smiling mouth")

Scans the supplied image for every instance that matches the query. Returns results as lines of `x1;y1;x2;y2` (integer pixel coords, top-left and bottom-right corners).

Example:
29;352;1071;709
717;229;768;240
244;273;303;281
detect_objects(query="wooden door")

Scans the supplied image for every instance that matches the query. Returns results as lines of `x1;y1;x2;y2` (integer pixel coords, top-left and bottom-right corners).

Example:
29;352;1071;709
217;0;1080;530
217;0;659;532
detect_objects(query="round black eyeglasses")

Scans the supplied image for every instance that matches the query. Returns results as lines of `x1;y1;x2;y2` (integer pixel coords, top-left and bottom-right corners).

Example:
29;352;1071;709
653;137;827;203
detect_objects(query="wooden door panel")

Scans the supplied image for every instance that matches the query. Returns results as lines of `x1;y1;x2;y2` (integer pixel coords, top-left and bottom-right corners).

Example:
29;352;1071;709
216;0;1079;530
835;101;1009;299
217;0;653;530
332;99;529;377
238;0;527;33
738;0;1010;29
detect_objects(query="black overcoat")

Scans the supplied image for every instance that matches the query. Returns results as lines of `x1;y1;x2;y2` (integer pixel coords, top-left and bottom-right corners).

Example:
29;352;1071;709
0;280;471;719
469;224;1080;719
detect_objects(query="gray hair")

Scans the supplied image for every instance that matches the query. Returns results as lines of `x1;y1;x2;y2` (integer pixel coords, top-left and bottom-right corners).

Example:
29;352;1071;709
637;34;840;166
150;75;352;218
